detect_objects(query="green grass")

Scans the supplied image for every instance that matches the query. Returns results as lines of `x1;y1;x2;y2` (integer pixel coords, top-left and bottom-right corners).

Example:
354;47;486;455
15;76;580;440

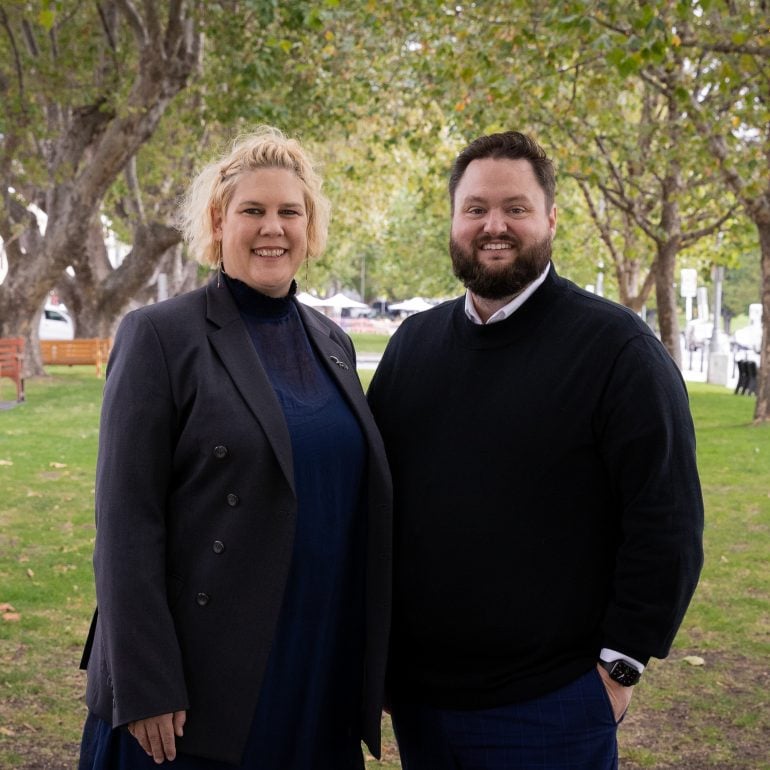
358;368;375;392
349;332;391;356
0;368;102;767
0;372;768;768
615;382;770;769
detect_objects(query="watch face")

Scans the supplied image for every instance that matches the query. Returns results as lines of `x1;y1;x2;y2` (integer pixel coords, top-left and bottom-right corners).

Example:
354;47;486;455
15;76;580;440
609;660;641;686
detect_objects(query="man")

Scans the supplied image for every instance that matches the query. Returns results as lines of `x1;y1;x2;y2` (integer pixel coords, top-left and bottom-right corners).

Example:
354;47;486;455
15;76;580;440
367;131;704;769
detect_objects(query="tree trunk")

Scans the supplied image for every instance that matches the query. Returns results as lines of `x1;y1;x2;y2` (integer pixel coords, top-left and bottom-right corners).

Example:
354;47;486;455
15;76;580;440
0;3;201;377
655;241;682;367
55;216;186;337
753;211;770;423
616;258;656;314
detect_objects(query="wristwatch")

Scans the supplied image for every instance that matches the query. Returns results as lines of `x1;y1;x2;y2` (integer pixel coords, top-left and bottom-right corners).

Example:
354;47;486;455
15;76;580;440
599;659;641;686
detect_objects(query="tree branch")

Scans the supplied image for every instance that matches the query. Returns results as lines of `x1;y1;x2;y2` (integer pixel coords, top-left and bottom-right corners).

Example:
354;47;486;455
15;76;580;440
114;0;147;45
164;0;184;56
0;8;27;113
96;1;118;51
141;0;162;47
20;18;39;56
123;155;146;225
679;38;770;58
681;205;740;246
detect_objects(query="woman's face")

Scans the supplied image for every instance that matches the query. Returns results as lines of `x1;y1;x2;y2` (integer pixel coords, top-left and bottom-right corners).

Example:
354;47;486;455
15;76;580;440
213;167;309;297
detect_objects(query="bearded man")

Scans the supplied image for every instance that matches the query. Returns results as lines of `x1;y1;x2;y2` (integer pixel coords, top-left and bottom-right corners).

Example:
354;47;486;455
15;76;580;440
367;131;704;770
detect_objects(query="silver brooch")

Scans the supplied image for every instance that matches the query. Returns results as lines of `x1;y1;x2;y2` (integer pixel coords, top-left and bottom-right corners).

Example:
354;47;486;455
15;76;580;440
329;355;349;370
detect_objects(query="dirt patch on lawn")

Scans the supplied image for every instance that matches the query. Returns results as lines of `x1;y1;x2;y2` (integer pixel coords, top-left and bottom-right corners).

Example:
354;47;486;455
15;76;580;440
2;651;767;768
618;650;769;769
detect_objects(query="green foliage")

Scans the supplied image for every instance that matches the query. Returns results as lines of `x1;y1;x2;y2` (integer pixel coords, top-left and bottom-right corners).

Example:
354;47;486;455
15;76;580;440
2;0;768;329
722;258;762;321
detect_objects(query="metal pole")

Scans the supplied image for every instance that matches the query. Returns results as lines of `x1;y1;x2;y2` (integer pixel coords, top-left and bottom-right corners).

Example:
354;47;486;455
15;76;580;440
707;265;729;385
360;252;366;303
709;266;724;354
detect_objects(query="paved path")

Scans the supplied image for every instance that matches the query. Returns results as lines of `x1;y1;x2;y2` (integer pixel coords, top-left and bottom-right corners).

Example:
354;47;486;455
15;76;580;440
356;346;757;391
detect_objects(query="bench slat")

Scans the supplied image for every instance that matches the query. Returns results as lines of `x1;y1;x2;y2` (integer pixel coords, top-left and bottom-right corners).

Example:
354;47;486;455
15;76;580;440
40;338;112;376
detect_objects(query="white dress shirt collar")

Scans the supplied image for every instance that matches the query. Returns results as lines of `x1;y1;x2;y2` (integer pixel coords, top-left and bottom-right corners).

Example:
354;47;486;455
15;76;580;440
464;263;551;325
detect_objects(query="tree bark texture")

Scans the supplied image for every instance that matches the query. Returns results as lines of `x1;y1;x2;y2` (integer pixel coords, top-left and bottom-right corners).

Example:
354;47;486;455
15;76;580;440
654;240;682;368
752;201;770;423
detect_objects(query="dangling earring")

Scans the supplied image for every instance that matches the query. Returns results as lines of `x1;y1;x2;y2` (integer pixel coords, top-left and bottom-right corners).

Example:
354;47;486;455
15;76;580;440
216;241;225;288
304;254;310;289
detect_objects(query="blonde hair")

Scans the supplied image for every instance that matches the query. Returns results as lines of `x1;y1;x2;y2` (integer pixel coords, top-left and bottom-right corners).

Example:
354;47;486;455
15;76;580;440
179;126;330;267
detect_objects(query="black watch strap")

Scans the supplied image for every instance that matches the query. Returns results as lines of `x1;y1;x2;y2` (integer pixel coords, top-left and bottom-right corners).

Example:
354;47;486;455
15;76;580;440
599;659;641;686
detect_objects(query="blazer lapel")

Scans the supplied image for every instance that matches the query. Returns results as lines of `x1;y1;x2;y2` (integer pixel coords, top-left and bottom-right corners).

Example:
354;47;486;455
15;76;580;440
295;301;377;438
204;280;295;496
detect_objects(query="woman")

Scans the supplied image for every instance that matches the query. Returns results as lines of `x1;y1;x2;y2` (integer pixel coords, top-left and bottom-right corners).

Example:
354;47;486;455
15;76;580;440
78;127;392;769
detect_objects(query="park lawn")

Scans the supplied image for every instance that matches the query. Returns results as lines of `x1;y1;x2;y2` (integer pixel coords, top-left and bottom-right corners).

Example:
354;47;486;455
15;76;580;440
349;332;391;357
0;371;768;768
616;382;770;769
0;368;103;768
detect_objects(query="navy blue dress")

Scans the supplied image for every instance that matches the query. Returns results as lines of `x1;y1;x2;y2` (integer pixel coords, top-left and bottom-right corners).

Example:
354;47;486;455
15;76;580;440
80;278;367;769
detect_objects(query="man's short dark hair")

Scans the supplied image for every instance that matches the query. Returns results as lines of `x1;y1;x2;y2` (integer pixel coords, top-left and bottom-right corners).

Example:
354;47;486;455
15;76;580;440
448;131;556;211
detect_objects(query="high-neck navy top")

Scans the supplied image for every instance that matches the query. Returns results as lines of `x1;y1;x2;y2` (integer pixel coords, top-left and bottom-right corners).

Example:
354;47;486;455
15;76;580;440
226;277;368;768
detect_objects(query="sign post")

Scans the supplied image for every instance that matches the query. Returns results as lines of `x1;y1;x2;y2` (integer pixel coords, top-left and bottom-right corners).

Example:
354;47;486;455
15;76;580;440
680;268;697;322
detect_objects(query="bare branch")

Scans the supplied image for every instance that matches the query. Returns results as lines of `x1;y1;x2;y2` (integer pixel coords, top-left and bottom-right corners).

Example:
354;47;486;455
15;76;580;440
96;2;118;51
599;182;663;244
577;179;622;263
679;37;770;58
681;205;740;246
20;18;39;56
593;134;628;201
164;0;184;56
586;15;632;38
123;155;147;225
48;18;58;59
141;0;162;46
0;7;27;111
114;0;147;45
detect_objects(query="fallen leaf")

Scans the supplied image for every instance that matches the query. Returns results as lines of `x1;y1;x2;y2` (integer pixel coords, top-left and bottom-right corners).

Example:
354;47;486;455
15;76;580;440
49;461;67;468
26;568;35;578
0;726;15;736
683;655;705;666
0;459;12;466
2;612;21;622
0;602;16;612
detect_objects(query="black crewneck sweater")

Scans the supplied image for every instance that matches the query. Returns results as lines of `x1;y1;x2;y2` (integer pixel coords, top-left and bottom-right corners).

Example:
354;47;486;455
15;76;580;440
368;266;703;709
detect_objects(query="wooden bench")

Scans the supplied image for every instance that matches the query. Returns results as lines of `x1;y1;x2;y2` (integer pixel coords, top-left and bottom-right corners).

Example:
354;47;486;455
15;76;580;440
0;337;25;402
40;338;113;377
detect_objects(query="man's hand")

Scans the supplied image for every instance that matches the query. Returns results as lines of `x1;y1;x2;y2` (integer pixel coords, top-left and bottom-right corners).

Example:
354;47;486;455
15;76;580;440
596;664;633;723
128;710;186;764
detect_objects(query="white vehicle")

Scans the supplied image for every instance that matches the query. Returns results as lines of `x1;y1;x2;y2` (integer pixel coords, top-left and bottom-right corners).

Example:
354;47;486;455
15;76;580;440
39;305;75;340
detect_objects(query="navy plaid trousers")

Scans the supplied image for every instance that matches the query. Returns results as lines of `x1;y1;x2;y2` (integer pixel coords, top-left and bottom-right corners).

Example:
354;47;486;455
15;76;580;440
391;667;619;770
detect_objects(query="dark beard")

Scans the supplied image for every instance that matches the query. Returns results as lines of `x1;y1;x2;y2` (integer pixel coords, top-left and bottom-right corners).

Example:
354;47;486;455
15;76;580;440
450;234;552;300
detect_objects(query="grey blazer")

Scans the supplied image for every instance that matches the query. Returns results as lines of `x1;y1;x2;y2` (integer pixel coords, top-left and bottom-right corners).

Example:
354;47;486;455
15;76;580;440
80;278;392;764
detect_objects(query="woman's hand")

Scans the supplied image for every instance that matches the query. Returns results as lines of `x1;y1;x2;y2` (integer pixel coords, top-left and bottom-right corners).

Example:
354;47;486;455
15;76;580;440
128;710;186;764
596;664;633;723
